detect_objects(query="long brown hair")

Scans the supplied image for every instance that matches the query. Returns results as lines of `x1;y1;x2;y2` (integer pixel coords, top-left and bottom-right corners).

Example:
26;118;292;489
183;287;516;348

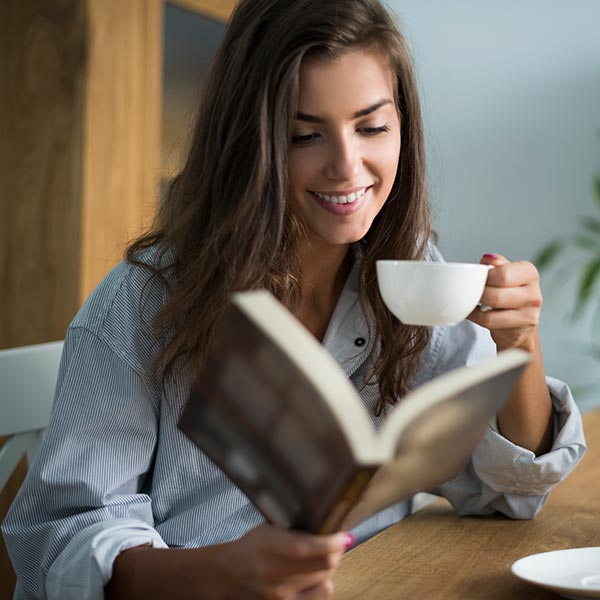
128;0;431;416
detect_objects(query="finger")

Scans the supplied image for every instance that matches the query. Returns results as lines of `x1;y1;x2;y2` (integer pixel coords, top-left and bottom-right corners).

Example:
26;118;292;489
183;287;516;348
468;307;540;330
480;252;509;267
266;568;335;598
269;528;349;561
295;579;335;599
479;282;542;311
274;550;343;575
485;260;539;288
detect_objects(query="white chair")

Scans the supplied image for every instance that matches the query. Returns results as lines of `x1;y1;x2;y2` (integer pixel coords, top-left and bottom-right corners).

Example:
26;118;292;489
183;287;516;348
0;341;63;493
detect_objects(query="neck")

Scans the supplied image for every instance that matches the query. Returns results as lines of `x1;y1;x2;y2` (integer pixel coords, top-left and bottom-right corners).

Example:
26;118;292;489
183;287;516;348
296;240;353;340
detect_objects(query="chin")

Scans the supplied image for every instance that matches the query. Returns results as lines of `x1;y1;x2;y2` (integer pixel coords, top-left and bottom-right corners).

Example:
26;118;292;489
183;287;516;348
315;227;370;247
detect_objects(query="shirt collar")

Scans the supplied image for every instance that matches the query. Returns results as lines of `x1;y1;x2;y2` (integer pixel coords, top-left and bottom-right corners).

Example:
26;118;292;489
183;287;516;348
321;246;375;377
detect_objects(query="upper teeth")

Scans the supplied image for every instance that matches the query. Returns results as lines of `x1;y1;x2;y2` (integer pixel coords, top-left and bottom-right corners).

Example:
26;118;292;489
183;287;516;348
313;187;368;204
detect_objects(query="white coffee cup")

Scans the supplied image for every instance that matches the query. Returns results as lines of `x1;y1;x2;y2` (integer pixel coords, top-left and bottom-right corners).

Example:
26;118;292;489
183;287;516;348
376;260;492;326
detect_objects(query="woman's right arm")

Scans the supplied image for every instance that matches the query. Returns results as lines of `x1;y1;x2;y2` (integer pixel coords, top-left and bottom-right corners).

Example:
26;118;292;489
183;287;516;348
106;524;350;600
3;325;349;599
1;326;166;599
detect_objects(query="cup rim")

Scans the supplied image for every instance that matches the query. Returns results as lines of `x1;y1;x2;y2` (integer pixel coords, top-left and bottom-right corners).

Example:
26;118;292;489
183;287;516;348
376;260;492;270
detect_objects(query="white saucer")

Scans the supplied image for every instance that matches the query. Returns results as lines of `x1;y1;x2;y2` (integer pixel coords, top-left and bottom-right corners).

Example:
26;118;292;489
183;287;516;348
511;548;600;599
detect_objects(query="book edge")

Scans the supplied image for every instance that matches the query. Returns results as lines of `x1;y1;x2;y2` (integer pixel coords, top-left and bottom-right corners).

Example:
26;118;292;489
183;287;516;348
232;291;382;462
379;348;531;455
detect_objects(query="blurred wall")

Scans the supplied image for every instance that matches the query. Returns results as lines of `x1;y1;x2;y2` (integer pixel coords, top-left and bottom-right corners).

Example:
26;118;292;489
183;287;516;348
387;1;600;411
162;4;226;177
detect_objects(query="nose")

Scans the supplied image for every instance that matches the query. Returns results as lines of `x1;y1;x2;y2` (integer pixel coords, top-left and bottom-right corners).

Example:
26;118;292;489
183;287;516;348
325;133;362;180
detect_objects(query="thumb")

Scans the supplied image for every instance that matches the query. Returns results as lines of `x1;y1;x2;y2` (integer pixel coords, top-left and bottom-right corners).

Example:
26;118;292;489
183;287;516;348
480;252;509;267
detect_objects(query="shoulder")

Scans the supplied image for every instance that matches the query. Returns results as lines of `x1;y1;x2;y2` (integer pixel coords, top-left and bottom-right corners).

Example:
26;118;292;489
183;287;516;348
71;246;169;335
423;240;444;263
69;245;171;378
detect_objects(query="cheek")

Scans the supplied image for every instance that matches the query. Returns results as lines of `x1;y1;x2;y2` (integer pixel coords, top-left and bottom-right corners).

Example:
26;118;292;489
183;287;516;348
366;126;400;165
386;131;402;169
287;153;312;195
371;139;400;187
386;135;401;182
286;154;314;216
288;146;324;175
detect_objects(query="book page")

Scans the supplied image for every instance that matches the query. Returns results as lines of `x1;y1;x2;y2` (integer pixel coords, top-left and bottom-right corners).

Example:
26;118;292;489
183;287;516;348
179;303;370;532
340;357;528;529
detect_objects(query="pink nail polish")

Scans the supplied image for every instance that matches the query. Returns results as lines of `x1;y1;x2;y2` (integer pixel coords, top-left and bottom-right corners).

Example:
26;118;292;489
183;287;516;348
483;253;499;260
344;533;356;549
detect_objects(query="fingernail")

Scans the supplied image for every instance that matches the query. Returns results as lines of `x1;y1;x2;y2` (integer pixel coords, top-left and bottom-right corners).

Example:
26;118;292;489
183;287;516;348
483;253;499;260
343;533;356;549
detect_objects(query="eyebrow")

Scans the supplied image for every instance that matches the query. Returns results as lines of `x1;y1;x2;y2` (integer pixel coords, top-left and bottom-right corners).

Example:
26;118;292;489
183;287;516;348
296;99;393;123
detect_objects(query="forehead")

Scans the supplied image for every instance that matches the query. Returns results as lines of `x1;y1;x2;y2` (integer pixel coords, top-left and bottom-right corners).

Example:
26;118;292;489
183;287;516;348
297;48;396;112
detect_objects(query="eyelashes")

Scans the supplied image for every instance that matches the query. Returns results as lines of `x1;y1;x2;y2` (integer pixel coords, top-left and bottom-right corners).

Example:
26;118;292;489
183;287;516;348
291;125;391;146
361;125;391;135
291;132;321;145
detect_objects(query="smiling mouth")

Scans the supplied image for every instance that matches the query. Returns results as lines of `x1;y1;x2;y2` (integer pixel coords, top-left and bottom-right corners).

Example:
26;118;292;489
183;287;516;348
309;186;372;205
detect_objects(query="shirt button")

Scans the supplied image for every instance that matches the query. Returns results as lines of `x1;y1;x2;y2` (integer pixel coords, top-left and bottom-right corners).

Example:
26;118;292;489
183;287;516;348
354;337;366;347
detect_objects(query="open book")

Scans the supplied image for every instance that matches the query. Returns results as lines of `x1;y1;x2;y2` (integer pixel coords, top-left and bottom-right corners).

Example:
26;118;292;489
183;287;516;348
178;290;530;533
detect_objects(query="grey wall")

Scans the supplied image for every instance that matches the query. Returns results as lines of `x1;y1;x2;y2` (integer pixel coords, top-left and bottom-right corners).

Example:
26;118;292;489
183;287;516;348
386;1;600;411
162;5;226;175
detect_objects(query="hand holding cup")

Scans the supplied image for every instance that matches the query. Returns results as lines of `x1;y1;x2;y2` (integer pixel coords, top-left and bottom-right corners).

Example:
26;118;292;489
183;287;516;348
467;253;542;351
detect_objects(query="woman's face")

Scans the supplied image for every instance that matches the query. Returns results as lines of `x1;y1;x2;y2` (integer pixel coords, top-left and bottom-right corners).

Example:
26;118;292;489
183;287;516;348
288;48;401;250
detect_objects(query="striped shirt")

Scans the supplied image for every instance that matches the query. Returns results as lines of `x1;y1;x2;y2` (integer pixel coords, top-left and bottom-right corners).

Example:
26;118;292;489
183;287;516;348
2;246;586;600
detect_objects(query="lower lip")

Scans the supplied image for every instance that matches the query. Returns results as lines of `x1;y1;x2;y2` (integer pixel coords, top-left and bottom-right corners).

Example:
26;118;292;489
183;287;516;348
310;187;371;216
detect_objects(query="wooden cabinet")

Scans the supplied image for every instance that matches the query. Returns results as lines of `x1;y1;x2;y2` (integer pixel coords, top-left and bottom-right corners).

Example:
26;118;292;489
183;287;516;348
1;0;163;348
0;0;235;595
1;0;237;348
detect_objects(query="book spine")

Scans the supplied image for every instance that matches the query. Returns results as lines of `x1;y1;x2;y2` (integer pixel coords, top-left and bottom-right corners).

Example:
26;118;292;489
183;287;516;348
316;467;377;534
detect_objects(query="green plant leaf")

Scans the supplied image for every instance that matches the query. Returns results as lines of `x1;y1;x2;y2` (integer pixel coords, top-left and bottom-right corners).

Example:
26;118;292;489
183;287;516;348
577;341;600;362
573;256;600;319
534;240;564;270
594;175;600;209
573;234;600;252
593;301;600;341
581;216;600;237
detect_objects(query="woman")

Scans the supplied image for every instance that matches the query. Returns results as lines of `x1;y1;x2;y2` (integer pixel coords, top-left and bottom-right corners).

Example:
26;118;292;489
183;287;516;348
3;0;585;598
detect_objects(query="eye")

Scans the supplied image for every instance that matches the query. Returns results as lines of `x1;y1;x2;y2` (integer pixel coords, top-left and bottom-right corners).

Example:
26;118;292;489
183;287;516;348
291;132;321;146
359;125;391;136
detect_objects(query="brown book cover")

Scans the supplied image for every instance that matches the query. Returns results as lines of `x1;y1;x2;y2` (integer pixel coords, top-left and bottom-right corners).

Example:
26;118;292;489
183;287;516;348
178;290;530;533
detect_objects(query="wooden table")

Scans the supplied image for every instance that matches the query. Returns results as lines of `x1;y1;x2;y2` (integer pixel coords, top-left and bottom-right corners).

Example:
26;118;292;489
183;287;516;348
334;408;600;599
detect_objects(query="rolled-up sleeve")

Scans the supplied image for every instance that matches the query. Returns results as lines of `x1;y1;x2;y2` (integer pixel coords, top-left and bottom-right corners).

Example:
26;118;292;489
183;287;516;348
45;520;167;600
2;326;165;600
440;377;586;518
430;321;587;519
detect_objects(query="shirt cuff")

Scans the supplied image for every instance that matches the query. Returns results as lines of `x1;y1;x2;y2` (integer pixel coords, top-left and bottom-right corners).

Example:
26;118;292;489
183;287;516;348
472;376;587;496
46;519;168;600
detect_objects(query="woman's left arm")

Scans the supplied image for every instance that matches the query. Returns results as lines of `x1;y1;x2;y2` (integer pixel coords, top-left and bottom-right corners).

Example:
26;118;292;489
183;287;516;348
468;253;553;456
